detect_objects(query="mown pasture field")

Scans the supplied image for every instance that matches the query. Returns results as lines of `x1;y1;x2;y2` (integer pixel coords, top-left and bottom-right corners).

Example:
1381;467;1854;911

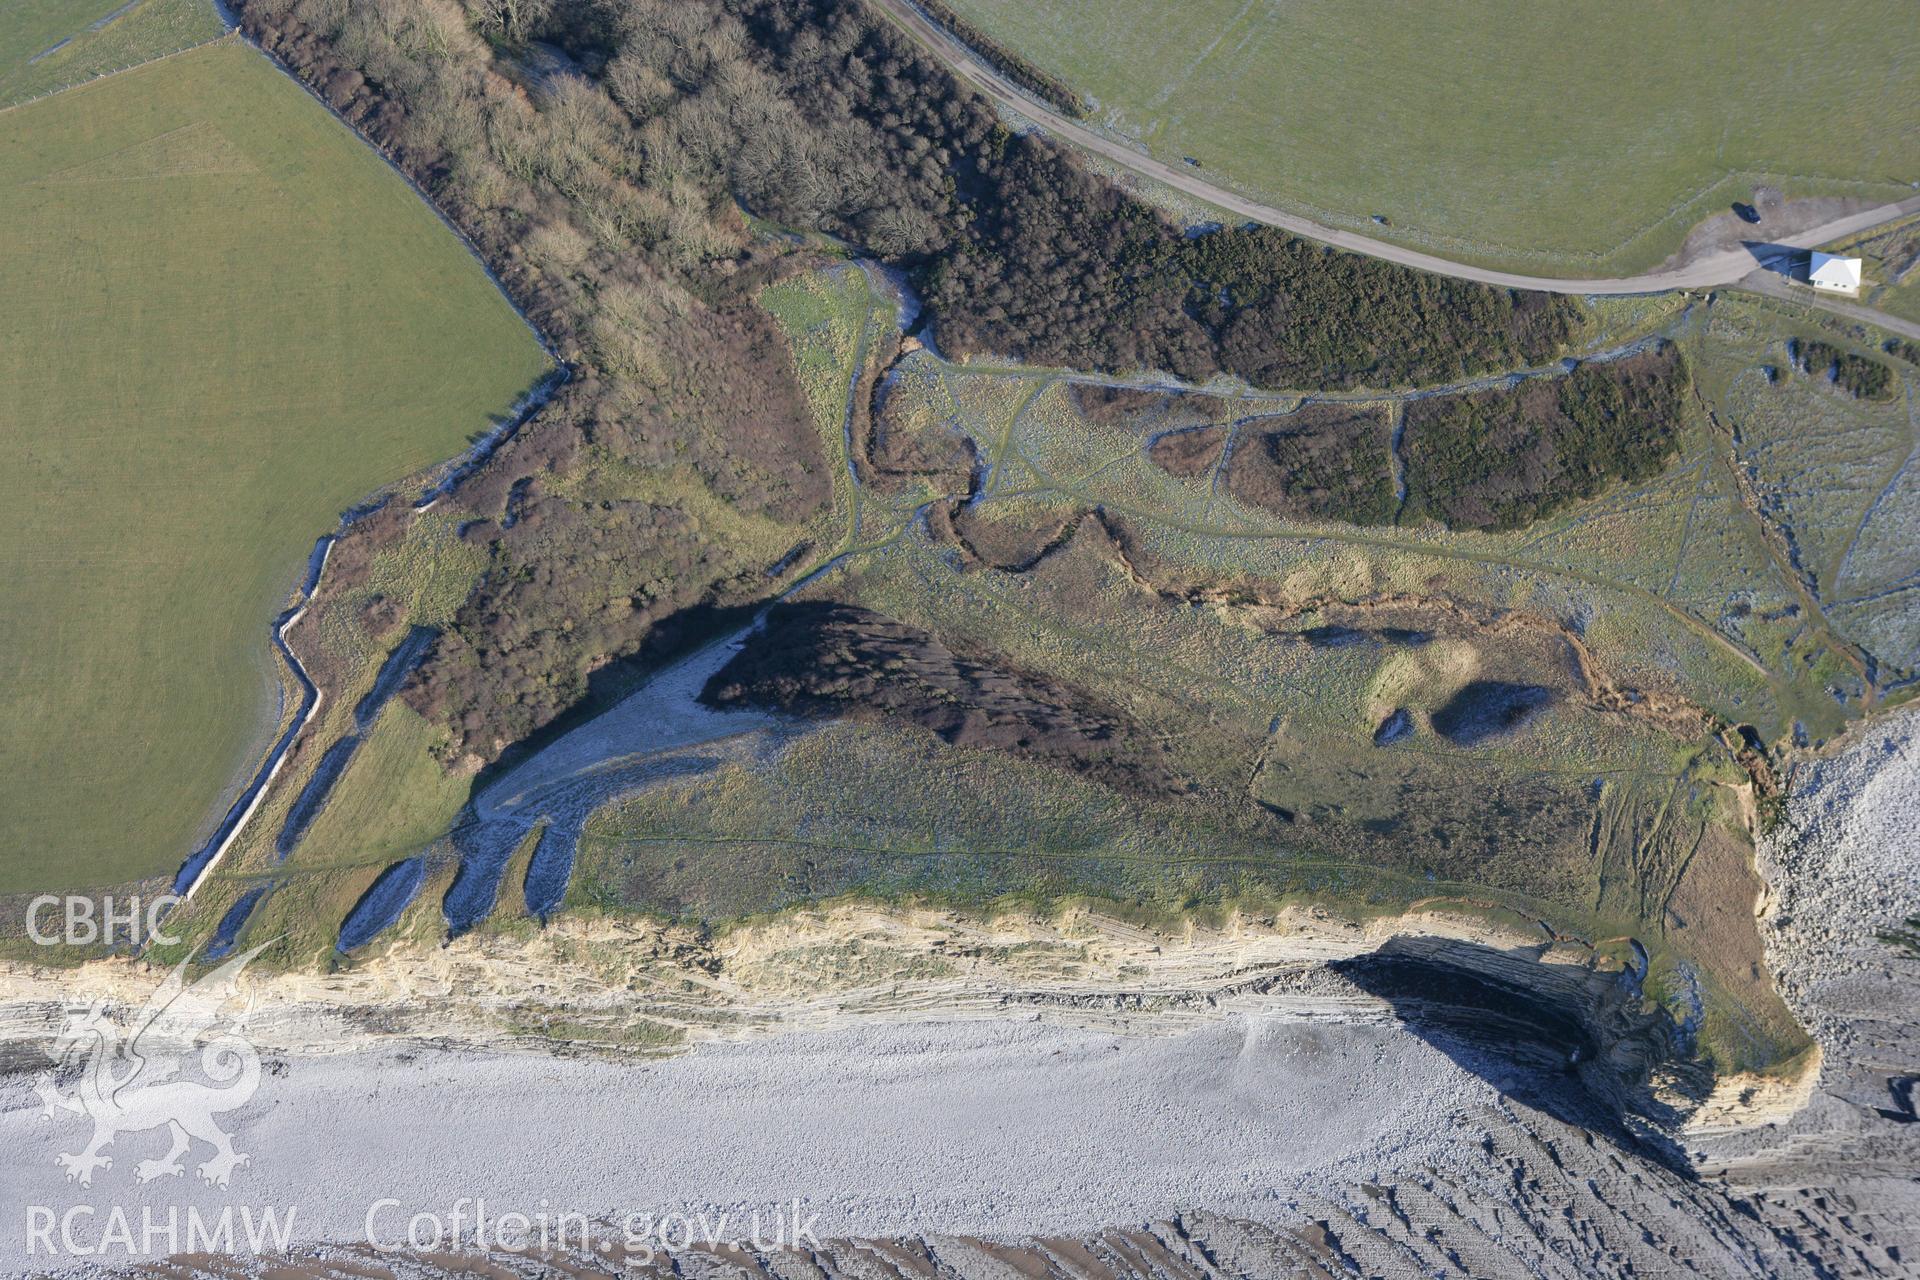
936;0;1920;274
0;0;143;79
0;0;221;106
0;38;550;893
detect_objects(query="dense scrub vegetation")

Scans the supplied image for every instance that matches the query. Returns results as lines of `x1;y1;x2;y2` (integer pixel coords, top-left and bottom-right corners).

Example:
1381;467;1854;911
1075;385;1228;429
1137;358;1687;533
235;0;836;759
1143;405;1401;525
1833;353;1894;400
731;0;1583;388
1144;425;1228;478
1793;339;1896;400
703;602;1188;797
1182;229;1579;389
230;0;1636;761
1225;406;1399;525
1400;345;1690;532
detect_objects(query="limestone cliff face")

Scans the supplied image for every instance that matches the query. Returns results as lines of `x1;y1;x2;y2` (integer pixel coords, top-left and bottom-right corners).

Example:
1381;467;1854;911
0;904;1692;1085
1333;934;1698;1140
0;900;1881;1278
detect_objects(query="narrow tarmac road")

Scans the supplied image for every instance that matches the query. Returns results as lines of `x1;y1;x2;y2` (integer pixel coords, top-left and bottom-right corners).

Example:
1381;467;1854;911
872;0;1920;297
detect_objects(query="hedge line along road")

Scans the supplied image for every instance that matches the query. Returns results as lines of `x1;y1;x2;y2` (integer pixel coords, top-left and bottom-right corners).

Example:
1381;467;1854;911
871;0;1920;297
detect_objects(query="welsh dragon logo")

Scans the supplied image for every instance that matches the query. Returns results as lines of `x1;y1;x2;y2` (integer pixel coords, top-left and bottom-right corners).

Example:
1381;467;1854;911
34;943;271;1188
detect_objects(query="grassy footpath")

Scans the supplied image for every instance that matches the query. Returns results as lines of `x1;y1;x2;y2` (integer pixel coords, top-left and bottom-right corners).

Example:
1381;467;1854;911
938;0;1920;274
0;39;550;892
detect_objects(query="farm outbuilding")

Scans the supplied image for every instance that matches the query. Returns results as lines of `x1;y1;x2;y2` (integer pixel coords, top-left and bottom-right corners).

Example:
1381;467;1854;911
1808;252;1863;293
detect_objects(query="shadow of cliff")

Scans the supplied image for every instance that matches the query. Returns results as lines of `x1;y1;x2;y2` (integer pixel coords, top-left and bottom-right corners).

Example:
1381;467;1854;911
463;600;766;800
1331;935;1701;1175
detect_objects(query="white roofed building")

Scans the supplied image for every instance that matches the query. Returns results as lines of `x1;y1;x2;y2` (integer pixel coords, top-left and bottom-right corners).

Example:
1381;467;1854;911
1807;252;1863;293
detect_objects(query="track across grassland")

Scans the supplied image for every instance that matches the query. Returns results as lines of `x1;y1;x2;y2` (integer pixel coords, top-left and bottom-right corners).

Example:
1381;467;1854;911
871;0;1920;297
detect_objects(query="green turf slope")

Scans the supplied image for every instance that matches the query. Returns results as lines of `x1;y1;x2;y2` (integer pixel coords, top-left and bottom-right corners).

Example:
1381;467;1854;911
0;0;136;77
0;0;225;108
938;0;1920;274
0;39;550;892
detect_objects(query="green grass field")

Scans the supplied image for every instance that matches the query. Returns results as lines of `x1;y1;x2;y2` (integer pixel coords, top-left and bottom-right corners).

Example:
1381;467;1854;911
937;0;1920;274
0;0;138;76
0;0;221;107
0;39;551;893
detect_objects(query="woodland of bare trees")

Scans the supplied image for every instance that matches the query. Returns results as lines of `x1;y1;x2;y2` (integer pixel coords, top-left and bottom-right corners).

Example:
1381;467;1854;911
239;0;843;757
